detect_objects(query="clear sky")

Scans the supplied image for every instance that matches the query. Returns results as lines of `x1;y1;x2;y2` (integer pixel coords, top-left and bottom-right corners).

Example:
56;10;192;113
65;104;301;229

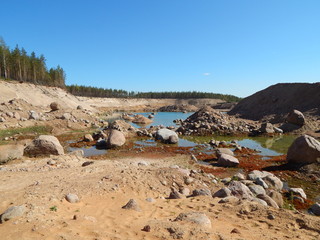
1;0;319;97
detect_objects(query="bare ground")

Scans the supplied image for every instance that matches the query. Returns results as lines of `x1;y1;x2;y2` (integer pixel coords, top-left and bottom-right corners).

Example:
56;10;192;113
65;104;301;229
0;154;319;240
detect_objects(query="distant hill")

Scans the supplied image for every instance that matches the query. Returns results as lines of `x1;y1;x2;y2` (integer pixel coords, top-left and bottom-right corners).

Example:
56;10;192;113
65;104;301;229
229;82;320;120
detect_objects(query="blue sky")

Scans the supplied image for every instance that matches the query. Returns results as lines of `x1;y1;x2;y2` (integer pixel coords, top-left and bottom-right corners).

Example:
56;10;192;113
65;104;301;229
1;0;319;97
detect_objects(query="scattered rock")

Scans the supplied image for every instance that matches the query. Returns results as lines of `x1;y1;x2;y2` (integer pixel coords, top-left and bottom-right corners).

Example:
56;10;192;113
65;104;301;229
310;203;320;216
0;144;24;164
168;189;185;199
217;154;239;167
259;122;275;134
257;194;279;208
213;188;231;198
191;189;211;197
286;109;305;126
218;196;239;204
28;110;39;120
83;134;94;142
216;148;234;157
132;115;153;125
174;212;211;229
142;225;151;232
0;205;25;223
268;190;284;208
122;199;141;211
65;193;79;203
82;161;94;167
155;129;179;144
24;135;64;156
248;184;266;196
106;130;126;148
289;188;307;199
263;175;283;191
50;102;60;111
228;181;254;200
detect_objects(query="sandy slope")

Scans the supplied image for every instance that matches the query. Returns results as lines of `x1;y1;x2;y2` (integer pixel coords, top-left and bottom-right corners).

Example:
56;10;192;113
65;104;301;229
0;81;223;112
0;154;319;240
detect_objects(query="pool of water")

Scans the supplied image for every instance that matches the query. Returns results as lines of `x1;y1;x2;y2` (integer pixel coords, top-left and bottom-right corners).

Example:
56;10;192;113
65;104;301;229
129;112;193;128
68;112;295;158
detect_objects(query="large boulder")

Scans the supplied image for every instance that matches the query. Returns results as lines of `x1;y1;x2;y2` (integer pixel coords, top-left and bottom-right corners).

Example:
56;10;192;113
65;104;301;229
287;135;320;164
106;130;126;148
217;153;239;167
155;129;179;144
24;135;64;156
286;109;305;126
0;144;24;164
132;115;153;125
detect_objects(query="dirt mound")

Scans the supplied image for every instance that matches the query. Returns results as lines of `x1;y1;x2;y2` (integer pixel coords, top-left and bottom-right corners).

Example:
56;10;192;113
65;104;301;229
229;83;320;121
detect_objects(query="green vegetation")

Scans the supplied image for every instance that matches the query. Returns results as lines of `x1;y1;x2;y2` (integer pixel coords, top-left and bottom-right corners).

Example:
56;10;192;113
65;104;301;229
49;206;57;212
0;125;52;140
67;85;241;102
0;37;65;88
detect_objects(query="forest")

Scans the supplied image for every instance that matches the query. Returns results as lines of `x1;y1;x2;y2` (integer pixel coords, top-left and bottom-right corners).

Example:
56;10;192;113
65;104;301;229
0;37;65;88
0;38;240;102
67;85;241;102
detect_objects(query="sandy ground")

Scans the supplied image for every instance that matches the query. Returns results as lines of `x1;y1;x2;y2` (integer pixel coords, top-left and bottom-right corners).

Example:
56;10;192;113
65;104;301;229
0;154;319;240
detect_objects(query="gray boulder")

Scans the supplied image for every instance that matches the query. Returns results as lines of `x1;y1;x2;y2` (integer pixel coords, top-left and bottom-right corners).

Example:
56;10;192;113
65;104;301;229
228;181;254;200
287;135;320;164
263;175;283;191
106;130;126;148
29;110;39;120
24;135;64;156
217;153;239;167
286;109;305;126
174;212;211;229
122;199;141;211
268;190;283;208
257;194;279;208
248;184;266;196
216;148;234;157
289;188;307;199
0;205;25;223
212;187;231;198
155;129;179;144
191;189;211;197
259;122;275;134
0;144;24;164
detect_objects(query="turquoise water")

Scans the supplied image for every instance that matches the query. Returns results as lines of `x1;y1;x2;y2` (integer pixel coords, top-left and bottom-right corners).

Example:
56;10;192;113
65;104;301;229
129;112;193;128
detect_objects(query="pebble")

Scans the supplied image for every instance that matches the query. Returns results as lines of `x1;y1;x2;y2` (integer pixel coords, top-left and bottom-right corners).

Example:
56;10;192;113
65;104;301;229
65;193;79;203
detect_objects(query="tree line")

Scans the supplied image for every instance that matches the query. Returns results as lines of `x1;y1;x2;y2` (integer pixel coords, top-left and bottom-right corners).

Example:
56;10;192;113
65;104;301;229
67;84;241;102
0;37;65;88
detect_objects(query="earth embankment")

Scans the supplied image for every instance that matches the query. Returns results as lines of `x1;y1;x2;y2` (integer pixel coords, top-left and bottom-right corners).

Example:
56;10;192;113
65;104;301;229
229;83;320;121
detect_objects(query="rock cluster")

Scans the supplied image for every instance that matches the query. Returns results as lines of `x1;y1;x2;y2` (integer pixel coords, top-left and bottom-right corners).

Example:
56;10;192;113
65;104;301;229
176;106;258;135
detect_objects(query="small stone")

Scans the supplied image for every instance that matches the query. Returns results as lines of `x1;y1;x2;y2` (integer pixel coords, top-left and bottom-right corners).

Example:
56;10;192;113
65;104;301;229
146;198;155;203
47;160;56;165
65;193;79;203
142;225;151;232
267;214;276;220
231;228;240;234
82;161;94;167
